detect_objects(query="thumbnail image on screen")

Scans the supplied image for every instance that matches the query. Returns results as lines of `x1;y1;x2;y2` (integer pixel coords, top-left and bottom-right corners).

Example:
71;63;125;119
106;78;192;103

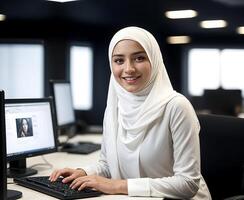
16;118;33;138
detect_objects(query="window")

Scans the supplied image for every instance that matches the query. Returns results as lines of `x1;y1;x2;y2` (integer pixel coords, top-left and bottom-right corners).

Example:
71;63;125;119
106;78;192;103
221;49;244;91
187;48;244;97
70;45;93;110
0;44;44;98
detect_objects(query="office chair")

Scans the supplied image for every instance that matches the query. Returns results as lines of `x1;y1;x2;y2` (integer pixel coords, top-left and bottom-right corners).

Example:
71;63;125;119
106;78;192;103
198;114;244;199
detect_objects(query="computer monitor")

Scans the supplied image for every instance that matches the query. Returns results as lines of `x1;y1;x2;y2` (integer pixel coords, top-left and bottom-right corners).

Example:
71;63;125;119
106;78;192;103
49;80;101;154
5;98;57;178
203;88;242;116
49;80;78;136
0;90;22;200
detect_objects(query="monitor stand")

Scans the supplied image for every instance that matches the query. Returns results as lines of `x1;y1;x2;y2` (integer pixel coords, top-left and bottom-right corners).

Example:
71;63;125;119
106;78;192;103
7;158;37;178
7;189;22;200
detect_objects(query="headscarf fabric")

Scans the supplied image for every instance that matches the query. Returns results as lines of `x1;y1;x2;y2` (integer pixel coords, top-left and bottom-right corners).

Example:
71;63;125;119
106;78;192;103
104;26;179;178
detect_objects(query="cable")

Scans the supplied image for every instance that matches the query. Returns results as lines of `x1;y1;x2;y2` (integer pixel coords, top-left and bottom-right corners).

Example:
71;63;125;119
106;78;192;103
29;155;53;170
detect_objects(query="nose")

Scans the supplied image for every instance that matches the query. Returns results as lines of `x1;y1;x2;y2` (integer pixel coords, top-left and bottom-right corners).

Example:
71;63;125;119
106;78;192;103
124;60;135;74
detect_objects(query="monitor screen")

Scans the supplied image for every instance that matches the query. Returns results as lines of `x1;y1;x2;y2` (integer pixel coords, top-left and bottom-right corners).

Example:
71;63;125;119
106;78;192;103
1;90;22;199
49;80;75;127
5;98;57;178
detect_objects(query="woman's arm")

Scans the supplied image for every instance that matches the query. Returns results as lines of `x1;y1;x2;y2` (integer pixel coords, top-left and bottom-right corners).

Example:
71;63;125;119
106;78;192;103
127;96;201;198
69;175;128;194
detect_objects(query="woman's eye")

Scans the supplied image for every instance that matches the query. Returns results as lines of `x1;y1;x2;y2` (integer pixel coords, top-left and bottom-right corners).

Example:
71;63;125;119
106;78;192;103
135;56;145;62
114;58;124;65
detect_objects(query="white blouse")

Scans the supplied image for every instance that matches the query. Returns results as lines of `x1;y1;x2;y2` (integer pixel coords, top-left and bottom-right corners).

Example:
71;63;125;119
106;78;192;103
83;95;212;199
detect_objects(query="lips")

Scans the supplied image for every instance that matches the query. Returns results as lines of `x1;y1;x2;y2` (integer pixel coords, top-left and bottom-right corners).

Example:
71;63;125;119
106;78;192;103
122;75;141;83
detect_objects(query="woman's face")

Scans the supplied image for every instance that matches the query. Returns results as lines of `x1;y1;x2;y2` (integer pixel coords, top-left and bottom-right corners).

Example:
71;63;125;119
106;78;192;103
22;119;28;133
111;40;151;93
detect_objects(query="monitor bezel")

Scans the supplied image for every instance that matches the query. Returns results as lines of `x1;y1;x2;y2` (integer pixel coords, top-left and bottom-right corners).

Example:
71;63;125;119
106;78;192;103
49;80;76;129
0;90;7;199
5;97;58;162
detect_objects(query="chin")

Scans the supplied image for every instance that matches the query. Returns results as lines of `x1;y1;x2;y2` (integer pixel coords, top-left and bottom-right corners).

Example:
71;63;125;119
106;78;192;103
124;87;140;93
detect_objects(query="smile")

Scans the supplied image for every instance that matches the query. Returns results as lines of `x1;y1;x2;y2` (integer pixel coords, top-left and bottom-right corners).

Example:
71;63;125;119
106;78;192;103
124;77;137;80
122;76;141;83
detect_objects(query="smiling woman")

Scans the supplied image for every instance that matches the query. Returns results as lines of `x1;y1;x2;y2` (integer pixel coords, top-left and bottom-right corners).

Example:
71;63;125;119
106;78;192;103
50;26;212;200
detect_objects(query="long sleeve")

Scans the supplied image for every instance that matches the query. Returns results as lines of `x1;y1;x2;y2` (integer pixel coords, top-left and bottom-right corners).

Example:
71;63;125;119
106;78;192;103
127;96;208;199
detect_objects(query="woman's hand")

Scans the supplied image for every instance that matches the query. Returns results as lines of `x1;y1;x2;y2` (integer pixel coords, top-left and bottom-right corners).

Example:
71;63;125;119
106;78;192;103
49;168;86;183
70;175;128;195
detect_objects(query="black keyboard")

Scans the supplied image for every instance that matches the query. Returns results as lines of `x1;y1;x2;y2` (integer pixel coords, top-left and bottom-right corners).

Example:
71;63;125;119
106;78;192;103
60;142;101;154
14;176;102;200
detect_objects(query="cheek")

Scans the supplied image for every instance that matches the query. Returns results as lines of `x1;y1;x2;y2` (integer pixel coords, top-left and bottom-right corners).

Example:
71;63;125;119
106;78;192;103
143;64;151;81
112;65;122;79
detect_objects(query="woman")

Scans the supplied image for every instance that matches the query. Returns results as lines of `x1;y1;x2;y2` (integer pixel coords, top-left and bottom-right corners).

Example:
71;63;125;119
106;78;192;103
50;27;211;199
18;118;31;137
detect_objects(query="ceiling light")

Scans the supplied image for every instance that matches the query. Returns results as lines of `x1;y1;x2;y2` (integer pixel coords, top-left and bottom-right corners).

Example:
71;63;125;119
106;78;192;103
236;26;244;34
165;10;198;19
46;0;79;3
0;14;6;21
166;36;191;44
200;20;227;28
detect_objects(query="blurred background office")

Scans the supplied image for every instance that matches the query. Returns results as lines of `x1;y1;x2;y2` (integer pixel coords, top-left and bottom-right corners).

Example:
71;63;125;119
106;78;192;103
1;0;244;126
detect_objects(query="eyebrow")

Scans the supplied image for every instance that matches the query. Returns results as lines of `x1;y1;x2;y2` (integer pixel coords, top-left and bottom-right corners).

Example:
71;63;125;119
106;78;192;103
112;51;146;57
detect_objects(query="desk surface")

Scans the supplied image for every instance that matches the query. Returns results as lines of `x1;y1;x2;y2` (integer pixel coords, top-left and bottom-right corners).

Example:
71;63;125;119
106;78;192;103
7;134;156;200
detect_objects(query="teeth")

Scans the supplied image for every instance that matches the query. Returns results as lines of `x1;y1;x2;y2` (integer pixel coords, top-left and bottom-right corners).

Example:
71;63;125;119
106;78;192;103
124;77;137;80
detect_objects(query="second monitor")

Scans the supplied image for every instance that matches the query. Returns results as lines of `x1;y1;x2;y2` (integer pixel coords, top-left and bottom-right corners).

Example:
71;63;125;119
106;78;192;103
5;98;57;178
49;80;101;154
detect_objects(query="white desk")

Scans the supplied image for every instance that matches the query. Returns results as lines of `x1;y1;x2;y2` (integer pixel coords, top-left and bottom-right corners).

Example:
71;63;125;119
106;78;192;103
7;134;157;200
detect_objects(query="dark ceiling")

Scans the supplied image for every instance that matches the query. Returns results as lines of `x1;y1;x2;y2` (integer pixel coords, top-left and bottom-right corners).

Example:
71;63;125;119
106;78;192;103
1;0;244;37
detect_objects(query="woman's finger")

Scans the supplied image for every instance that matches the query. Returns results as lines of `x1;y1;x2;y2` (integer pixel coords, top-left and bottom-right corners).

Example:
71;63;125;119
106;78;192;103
49;170;60;181
78;182;89;191
63;174;76;183
70;178;80;188
49;168;71;182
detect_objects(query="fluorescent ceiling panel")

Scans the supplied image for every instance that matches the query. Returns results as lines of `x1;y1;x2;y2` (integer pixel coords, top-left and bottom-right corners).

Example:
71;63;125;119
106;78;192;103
165;10;198;19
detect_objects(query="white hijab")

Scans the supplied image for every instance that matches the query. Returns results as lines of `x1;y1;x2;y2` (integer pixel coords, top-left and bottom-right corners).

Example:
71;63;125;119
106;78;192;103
104;26;179;178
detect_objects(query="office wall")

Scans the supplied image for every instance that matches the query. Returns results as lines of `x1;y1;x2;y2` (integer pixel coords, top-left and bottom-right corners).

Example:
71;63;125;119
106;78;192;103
4;20;244;125
0;20;116;125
